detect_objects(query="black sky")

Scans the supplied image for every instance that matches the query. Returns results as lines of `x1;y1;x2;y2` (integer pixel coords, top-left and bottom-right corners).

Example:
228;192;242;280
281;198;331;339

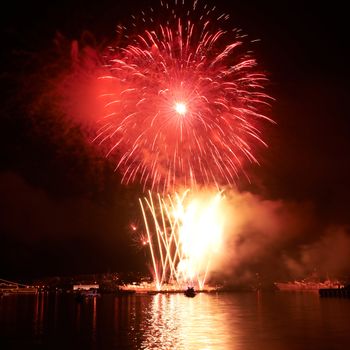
1;1;349;281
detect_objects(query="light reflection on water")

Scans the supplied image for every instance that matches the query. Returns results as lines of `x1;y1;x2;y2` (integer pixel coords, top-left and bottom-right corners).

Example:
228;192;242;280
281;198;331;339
1;291;350;349
140;293;236;349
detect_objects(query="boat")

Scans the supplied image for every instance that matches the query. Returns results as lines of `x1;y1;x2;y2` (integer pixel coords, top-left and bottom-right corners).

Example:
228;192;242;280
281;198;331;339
147;291;159;295
75;293;85;303
274;279;344;291
75;288;101;302
184;287;196;298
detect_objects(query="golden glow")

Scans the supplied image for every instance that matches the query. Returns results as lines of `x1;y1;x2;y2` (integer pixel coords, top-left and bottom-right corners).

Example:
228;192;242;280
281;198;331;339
174;102;187;115
178;193;224;288
141;294;235;349
140;190;226;290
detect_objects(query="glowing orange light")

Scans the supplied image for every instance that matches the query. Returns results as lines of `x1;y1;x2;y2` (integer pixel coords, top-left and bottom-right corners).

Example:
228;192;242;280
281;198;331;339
139;190;225;291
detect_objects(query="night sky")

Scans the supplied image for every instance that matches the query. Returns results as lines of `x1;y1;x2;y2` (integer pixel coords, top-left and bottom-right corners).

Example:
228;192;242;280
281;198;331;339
1;1;349;283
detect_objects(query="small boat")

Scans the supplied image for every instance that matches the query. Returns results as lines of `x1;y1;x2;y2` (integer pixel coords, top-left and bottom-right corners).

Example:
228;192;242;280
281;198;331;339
147;291;159;295
75;288;101;302
184;287;196;298
75;293;85;303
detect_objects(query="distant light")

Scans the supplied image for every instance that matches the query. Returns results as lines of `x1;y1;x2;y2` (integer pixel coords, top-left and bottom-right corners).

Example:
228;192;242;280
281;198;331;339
175;102;187;115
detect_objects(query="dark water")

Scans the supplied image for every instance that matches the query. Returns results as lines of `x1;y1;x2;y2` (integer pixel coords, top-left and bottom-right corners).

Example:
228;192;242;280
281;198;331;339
1;292;350;349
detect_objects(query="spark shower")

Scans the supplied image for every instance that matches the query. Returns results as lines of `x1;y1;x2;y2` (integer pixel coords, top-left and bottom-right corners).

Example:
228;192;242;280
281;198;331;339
96;0;272;290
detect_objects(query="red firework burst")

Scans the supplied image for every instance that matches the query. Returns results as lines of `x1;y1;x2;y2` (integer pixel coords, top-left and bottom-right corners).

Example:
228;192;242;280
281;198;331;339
96;0;273;191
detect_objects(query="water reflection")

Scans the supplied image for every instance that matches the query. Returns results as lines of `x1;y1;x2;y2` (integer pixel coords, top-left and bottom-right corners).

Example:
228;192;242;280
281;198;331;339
1;292;350;349
140;293;237;349
92;297;97;342
75;300;81;331
33;293;45;341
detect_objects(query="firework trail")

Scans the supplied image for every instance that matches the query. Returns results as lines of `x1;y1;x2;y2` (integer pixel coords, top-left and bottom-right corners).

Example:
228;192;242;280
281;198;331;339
91;0;274;290
139;190;225;290
96;0;273;192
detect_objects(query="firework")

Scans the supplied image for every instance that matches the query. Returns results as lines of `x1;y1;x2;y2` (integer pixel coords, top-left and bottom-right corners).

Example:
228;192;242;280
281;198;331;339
139;190;225;290
96;0;273;191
